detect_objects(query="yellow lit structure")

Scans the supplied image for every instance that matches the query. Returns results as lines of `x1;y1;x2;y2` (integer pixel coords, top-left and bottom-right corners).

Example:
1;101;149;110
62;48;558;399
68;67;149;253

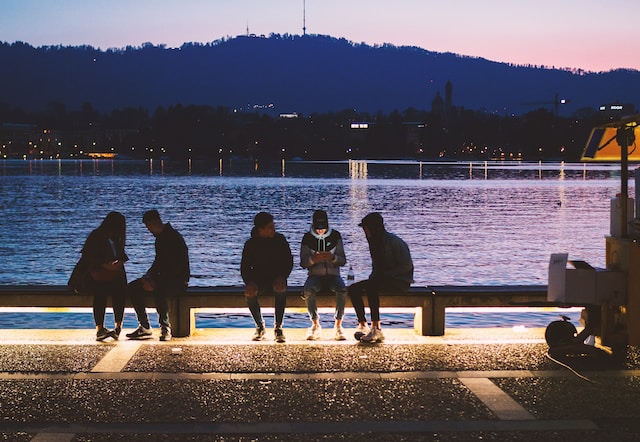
86;152;117;159
581;115;639;162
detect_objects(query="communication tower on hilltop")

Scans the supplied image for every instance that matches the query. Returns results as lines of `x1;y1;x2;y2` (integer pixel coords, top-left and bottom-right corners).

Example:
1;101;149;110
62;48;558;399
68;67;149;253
303;0;307;35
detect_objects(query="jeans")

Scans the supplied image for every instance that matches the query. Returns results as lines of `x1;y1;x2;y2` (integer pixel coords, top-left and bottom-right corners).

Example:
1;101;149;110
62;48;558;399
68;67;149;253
128;278;186;331
303;275;347;321
348;277;410;323
246;285;287;328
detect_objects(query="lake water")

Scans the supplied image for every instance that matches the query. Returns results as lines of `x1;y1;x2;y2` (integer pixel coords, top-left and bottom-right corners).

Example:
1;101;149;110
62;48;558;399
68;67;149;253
0;159;632;329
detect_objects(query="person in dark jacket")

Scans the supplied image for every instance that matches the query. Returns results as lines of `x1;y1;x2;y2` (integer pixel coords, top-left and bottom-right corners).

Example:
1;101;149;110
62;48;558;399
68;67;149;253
300;210;348;341
241;212;293;343
126;210;190;341
77;211;128;341
349;212;414;343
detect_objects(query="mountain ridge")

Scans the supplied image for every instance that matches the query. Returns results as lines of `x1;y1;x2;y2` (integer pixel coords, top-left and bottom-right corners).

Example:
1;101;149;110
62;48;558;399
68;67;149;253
1;34;638;116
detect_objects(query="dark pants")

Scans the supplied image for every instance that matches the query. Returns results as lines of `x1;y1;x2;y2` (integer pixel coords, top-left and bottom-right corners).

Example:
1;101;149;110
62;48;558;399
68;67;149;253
128;278;186;331
90;277;126;327
246;284;287;328
348;277;410;323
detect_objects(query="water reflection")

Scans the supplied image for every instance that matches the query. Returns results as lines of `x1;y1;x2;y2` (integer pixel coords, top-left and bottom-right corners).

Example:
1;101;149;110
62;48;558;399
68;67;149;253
349;159;368;179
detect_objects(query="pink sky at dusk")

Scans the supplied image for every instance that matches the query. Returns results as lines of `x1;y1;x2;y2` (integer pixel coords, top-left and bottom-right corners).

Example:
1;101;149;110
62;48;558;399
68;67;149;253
0;0;637;72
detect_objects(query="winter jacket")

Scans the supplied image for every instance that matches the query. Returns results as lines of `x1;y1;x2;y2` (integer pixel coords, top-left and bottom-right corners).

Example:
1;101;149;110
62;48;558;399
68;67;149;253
300;225;346;277
241;228;293;286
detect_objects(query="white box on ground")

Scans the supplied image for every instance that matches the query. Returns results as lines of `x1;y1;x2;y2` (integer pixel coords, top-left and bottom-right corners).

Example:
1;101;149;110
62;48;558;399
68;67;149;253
548;253;626;305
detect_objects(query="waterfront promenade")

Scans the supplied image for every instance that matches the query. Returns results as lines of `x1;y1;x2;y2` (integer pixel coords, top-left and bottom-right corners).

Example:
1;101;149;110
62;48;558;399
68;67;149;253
1;327;640;441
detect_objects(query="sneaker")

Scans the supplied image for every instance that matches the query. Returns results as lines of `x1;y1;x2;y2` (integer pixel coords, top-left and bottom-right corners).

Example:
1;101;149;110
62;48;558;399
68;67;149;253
355;323;370;335
126;326;153;340
361;327;385;343
160;328;172;341
274;327;286;343
334;326;346;341
252;326;266;341
306;324;322;340
110;326;122;340
96;327;111;341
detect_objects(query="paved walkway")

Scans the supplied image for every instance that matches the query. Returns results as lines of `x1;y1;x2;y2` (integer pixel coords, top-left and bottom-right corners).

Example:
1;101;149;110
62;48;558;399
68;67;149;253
1;328;640;441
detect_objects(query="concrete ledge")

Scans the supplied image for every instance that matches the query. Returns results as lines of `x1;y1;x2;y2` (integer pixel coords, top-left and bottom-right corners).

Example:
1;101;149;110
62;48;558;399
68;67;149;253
0;284;549;338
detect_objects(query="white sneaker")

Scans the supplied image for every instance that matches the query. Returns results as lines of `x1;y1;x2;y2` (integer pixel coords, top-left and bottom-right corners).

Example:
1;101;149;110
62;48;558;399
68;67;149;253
334;326;346;341
361;327;385;343
355;323;370;335
306;324;322;340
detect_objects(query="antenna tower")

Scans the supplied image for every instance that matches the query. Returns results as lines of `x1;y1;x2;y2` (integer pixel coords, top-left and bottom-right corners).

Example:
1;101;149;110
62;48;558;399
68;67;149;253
303;0;306;35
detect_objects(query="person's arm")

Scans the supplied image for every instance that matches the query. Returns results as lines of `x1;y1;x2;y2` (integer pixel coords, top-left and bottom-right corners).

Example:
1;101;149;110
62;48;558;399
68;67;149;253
331;236;347;267
300;238;315;269
240;241;255;284
278;235;294;278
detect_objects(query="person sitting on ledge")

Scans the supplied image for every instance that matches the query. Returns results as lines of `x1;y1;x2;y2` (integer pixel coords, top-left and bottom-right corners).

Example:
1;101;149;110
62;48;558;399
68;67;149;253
300;209;348;341
241;211;293;343
126;210;190;342
349;212;414;343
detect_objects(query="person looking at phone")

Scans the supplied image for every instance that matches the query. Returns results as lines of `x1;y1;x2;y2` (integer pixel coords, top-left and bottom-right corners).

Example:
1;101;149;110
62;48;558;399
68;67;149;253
126;210;190;341
300;210;348;340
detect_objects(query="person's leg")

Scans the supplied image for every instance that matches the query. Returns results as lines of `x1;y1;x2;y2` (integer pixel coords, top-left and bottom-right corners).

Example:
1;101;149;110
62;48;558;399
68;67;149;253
154;290;170;329
110;278;126;338
125;279;153;339
348;280;368;325
91;283;110;340
273;282;287;343
246;292;264;328
303;276;321;323
92;290;107;328
360;279;382;342
128;278;151;329
153;280;185;341
274;289;287;329
329;276;347;340
367;281;381;325
328;276;347;322
362;278;410;343
303;276;322;339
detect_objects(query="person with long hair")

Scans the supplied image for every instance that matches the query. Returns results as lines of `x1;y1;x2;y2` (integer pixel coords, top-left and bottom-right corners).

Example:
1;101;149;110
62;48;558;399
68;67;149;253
79;211;128;340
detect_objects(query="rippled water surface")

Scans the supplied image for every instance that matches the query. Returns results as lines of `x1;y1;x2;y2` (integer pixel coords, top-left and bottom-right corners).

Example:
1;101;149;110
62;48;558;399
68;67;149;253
0;159;631;328
0;159;629;286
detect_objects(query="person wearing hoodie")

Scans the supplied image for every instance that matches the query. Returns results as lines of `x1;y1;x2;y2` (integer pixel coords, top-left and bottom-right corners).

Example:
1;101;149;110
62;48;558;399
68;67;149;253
241;212;293;343
300;210;348;341
349;212;414;343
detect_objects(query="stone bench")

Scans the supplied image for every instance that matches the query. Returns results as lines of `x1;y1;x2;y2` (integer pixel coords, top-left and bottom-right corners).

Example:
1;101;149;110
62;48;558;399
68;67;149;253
0;284;548;337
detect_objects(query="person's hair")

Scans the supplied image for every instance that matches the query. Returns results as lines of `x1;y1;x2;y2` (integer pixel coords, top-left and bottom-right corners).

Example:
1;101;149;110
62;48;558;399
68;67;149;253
100;211;126;245
254;211;274;228
142;209;162;225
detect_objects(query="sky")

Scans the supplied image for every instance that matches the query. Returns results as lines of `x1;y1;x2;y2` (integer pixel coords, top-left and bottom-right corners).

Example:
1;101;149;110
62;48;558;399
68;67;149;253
0;0;638;72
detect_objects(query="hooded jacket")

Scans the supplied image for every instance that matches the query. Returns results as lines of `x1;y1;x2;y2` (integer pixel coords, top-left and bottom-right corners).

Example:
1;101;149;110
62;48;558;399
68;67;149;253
368;230;414;284
241;228;293;286
300;224;346;277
